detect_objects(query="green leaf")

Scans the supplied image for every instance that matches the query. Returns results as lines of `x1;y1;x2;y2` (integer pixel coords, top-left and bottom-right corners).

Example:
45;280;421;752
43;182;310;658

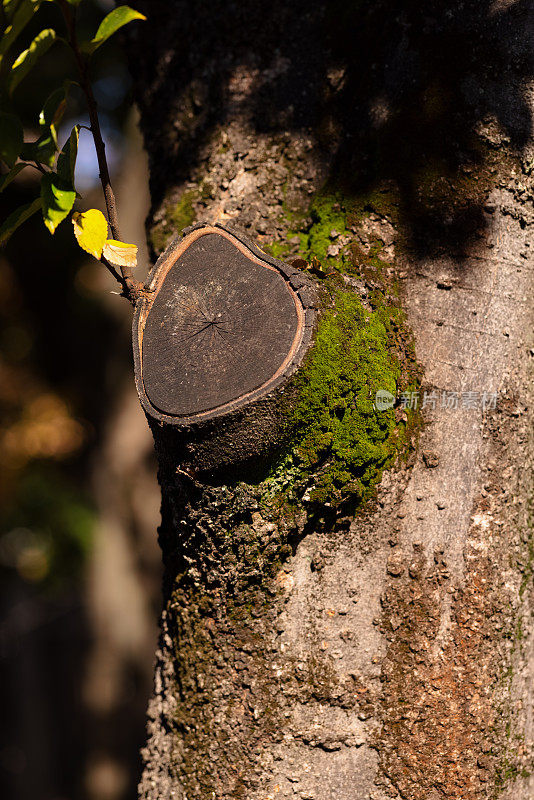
39;87;68;143
0;196;42;245
72;208;108;258
20;131;56;167
82;6;146;54
10;28;57;93
0;1;42;59
0;111;23;166
27;85;70;164
57;125;78;187
41;172;76;234
0;162;26;191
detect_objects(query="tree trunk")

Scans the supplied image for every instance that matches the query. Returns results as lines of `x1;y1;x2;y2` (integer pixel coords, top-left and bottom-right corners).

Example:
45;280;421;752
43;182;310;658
127;2;534;798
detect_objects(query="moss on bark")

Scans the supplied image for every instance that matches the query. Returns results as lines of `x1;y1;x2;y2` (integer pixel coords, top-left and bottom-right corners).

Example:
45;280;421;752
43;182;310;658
263;289;409;509
149;189;198;254
259;190;420;514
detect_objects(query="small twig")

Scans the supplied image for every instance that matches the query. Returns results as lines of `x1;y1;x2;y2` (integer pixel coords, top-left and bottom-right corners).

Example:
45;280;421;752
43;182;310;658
19;161;49;175
100;255;123;284
58;0;143;305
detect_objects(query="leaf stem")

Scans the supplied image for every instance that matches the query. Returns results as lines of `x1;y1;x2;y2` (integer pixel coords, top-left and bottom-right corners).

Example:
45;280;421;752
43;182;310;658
58;0;143;304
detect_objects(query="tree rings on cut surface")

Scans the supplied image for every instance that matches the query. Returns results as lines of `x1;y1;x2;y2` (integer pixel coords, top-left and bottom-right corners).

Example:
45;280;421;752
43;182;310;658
133;223;315;427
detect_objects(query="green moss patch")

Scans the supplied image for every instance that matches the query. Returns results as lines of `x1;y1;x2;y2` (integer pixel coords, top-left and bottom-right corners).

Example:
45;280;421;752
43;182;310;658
150;189;197;254
261;191;420;512
299;194;349;264
265;289;414;510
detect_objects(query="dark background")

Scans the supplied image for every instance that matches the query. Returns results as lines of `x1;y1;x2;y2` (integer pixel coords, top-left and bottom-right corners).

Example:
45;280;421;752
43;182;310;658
0;3;161;799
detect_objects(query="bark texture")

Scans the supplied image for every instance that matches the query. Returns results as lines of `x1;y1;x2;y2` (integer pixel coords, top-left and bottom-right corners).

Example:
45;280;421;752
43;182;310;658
128;1;534;798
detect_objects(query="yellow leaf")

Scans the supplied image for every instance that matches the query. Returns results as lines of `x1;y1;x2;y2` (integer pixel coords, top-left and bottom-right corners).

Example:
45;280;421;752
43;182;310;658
102;238;138;269
72;209;108;259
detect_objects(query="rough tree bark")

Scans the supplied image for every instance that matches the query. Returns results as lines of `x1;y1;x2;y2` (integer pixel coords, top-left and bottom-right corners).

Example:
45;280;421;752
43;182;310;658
127;2;534;798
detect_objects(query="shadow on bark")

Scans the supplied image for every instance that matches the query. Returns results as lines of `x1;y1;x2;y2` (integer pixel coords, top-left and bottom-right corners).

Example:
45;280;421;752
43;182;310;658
132;0;533;259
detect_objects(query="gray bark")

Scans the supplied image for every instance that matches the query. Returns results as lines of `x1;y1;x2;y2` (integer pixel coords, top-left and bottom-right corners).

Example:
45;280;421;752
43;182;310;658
128;1;534;798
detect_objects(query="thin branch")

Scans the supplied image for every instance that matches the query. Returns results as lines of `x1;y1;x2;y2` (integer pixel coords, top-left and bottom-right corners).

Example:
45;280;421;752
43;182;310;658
32;160;49;174
58;0;143;305
100;255;124;284
19;161;49;175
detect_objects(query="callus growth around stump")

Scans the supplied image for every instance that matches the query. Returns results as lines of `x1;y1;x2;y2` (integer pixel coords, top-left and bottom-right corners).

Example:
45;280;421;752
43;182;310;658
133;223;316;431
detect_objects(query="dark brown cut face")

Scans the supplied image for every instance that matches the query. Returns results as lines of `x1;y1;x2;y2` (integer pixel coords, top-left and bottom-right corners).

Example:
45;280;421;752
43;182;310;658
141;232;301;418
